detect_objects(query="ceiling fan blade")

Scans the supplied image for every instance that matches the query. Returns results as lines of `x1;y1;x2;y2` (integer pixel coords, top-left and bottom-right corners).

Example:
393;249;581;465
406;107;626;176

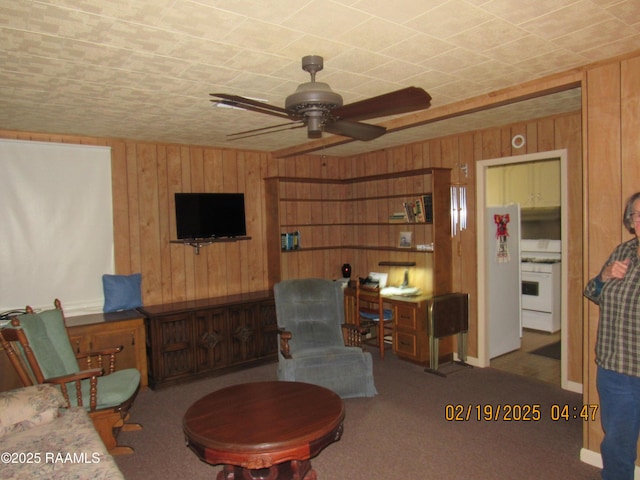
227;123;306;141
210;93;292;120
228;121;303;137
331;87;432;122
324;120;386;141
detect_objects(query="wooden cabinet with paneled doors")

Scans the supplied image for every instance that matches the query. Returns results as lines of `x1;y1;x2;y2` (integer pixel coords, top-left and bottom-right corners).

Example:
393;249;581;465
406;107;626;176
140;291;278;389
501;159;561;208
66;311;148;389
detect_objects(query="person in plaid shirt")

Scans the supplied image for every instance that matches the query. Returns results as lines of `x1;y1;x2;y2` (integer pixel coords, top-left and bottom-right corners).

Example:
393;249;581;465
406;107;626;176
585;191;640;480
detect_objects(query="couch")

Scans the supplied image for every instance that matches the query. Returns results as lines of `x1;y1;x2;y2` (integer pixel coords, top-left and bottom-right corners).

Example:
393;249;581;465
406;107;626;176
0;384;124;480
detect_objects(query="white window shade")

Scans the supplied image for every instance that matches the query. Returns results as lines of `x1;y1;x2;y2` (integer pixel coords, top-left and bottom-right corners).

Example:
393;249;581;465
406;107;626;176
0;139;114;316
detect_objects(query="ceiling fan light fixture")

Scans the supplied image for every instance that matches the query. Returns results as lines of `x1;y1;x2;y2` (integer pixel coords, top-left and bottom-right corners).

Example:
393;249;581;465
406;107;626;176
305;111;324;138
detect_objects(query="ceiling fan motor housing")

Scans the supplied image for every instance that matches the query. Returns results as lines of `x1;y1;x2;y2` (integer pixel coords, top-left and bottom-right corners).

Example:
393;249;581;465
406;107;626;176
285;55;343;137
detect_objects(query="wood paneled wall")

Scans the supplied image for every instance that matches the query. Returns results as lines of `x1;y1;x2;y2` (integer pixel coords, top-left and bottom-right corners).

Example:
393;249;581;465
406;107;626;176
273;110;583;385
583;54;640;457
0;111;583;384
0;131;273;307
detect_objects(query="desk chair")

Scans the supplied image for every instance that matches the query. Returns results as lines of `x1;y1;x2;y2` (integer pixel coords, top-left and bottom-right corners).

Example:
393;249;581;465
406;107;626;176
355;281;394;360
0;299;142;454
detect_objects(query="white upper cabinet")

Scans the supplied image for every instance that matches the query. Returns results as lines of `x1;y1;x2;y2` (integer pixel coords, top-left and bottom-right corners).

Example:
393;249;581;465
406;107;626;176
488;159;560;208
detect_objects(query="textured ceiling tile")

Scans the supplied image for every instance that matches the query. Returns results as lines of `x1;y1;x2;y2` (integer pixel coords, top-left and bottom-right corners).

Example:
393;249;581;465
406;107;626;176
578;34;640;61
352;0;444;24
0;0;30;30
168;37;243;66
381;33;457;64
275;34;347;60
484;35;557;64
513;49;586;76
420;47;490;74
224;50;293;76
479;0;578;25
281;0;370;38
180;63;242;86
447;18;528;52
157;3;245;41
222;19;303;53
553;18;637;53
1;0;639;155
365;59;426;83
190;0;309;24
406;0;493;38
520;0;610;40
606;0;640;26
337;17;416;51
121;51;192;77
329;48;394;75
100;21;185;55
51;0;176;25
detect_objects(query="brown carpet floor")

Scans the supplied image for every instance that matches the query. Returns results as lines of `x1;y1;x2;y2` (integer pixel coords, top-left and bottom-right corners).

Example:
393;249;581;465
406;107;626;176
115;354;600;479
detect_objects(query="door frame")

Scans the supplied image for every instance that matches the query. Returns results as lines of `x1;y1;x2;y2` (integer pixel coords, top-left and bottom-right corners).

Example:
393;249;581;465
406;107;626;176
476;148;572;391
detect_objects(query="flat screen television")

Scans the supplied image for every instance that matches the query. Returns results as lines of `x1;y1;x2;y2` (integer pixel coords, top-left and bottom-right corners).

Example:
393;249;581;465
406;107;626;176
175;193;247;240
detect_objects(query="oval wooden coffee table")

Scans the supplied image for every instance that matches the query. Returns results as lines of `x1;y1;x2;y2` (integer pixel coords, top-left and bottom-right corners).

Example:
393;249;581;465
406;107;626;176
183;381;345;480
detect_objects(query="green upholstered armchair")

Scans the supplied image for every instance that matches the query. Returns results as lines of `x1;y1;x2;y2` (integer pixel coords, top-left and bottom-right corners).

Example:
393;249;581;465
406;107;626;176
0;300;141;455
274;278;377;399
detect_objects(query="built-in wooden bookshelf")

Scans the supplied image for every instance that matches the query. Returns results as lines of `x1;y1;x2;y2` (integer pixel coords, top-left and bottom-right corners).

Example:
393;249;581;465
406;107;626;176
265;168;453;294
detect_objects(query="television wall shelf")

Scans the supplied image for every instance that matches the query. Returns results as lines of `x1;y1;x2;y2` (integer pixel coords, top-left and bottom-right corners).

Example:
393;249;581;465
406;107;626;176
170;236;252;255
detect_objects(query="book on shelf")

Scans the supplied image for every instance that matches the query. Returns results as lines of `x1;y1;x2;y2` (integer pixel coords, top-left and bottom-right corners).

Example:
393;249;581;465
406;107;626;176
398;194;434;224
280;231;301;250
414;198;426;223
389;211;407;223
403;201;416;222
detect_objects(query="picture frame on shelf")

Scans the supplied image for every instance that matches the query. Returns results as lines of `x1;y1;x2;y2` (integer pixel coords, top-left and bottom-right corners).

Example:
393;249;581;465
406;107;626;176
398;231;412;248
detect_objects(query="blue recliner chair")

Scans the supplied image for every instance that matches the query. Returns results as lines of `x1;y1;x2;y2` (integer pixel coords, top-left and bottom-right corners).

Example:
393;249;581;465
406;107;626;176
274;278;377;399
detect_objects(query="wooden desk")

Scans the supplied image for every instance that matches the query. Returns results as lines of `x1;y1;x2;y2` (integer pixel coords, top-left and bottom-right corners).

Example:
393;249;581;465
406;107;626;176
344;286;454;367
183;381;344;480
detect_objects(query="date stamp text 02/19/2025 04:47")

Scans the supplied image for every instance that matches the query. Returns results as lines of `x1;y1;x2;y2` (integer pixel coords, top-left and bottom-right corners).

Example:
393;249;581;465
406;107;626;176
444;404;599;422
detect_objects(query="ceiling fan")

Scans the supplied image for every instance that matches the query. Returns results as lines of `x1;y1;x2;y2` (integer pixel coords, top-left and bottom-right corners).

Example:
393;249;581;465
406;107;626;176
210;55;432;142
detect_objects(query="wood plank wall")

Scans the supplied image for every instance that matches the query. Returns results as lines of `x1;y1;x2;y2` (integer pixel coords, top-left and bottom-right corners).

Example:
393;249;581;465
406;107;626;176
583;54;640;458
0;109;582;383
273;110;582;386
0;131;273;307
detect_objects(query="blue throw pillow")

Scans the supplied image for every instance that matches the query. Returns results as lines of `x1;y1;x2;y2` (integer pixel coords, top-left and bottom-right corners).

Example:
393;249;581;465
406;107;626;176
102;273;142;313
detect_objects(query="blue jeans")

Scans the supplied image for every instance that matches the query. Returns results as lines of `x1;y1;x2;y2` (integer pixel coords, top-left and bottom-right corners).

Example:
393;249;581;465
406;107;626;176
597;366;640;479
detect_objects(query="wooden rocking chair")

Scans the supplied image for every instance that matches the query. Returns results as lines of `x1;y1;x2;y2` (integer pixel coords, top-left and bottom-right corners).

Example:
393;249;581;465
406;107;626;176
0;299;142;455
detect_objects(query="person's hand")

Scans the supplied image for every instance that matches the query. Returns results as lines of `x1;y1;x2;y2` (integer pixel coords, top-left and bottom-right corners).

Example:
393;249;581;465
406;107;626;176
601;258;631;281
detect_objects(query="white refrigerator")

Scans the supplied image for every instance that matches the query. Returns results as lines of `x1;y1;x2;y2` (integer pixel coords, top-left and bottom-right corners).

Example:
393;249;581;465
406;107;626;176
486;204;522;358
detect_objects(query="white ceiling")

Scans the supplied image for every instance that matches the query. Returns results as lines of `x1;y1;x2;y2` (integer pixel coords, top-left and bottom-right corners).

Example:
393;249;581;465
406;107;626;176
1;0;639;156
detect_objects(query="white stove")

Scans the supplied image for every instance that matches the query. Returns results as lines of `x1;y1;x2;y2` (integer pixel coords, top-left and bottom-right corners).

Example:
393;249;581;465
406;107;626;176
520;239;561;333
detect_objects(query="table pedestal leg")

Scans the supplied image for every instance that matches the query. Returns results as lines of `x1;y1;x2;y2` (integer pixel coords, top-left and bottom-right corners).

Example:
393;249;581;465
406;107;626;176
216;460;316;480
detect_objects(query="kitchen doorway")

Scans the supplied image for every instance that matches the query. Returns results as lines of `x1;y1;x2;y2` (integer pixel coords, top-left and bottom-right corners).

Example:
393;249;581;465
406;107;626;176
476;149;573;391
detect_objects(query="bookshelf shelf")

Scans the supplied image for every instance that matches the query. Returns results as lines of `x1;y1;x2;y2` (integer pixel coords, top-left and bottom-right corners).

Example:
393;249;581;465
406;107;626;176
264;168;453;295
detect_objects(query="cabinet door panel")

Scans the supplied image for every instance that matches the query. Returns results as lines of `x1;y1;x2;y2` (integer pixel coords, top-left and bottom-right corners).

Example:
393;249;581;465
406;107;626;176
486;166;504;206
534;160;561;207
228;304;260;364
503;163;533;206
258;301;278;357
90;327;138;372
193;308;228;371
155;313;194;381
